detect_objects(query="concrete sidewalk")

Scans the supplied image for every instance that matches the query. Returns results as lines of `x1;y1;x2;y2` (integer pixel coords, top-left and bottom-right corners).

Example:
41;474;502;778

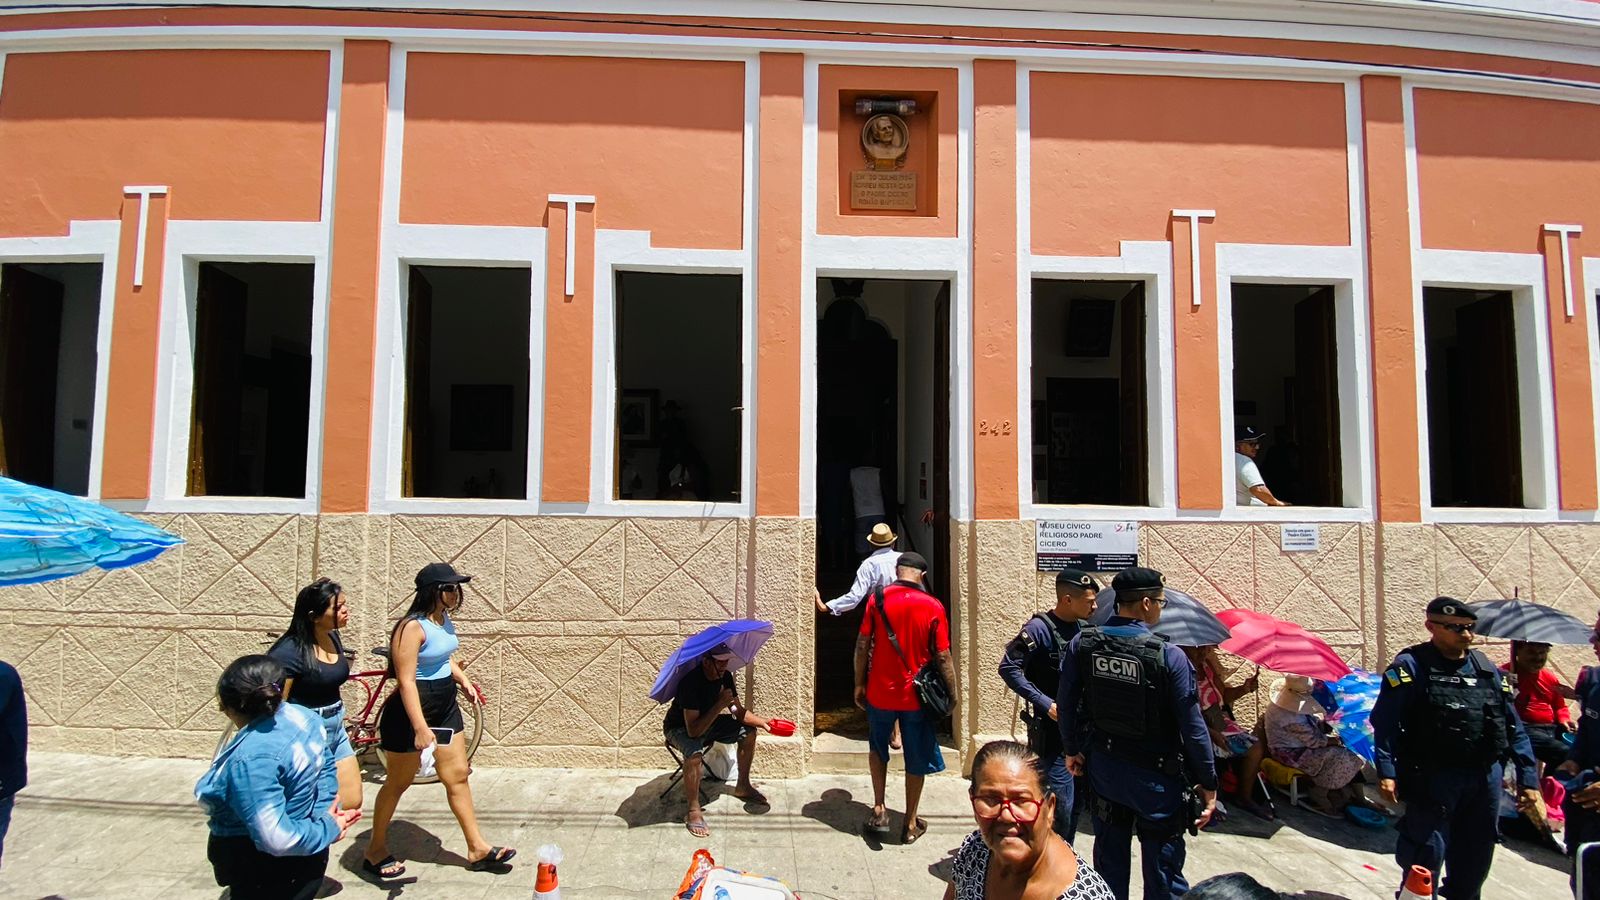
0;752;1574;899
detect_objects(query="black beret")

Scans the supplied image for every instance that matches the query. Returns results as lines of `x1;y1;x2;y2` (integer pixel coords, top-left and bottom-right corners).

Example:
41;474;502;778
1111;566;1165;593
897;551;929;572
1055;568;1100;591
1425;596;1476;620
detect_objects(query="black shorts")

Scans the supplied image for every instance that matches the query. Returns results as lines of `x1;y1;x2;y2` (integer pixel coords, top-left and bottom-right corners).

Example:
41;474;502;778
208;834;327;900
665;716;749;758
378;676;464;752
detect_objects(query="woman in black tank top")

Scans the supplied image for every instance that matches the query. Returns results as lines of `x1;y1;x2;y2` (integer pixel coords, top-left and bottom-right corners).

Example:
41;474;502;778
268;578;359;811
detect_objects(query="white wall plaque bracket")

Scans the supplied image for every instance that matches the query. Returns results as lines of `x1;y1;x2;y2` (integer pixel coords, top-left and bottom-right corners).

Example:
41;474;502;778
548;194;596;297
1544;223;1583;319
124;185;169;288
1172;209;1216;308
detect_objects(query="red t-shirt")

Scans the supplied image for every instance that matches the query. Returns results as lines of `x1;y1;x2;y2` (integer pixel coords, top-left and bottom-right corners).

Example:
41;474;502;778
1501;663;1571;725
860;582;950;712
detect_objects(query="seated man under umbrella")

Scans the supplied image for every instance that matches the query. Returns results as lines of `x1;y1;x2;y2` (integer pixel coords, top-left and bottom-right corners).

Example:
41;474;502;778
664;643;774;837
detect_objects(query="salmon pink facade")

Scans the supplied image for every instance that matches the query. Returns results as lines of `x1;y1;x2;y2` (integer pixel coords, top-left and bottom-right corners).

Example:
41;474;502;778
2;0;1600;771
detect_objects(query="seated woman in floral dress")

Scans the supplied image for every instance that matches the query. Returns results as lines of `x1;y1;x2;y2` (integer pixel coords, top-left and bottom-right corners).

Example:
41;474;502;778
1262;675;1371;816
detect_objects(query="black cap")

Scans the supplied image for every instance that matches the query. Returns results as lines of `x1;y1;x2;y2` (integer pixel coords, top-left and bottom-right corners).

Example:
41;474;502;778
896;551;930;572
1235;424;1263;443
1055;568;1099;592
1426;596;1476;620
415;562;472;591
1111;566;1165;594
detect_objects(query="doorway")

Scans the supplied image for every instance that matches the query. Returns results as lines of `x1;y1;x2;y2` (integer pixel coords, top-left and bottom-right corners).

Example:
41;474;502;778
1423;287;1525;508
814;277;951;738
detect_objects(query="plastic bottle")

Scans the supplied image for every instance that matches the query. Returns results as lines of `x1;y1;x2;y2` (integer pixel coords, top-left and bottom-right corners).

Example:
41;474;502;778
534;844;563;899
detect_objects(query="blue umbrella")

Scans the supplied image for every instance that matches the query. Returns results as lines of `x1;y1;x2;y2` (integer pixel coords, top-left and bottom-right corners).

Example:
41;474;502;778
0;476;183;585
1328;669;1381;764
649;619;774;703
1090;586;1232;647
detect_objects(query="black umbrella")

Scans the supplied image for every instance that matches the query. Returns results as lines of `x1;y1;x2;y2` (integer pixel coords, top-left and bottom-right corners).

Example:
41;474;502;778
1467;599;1593;644
1091;586;1232;647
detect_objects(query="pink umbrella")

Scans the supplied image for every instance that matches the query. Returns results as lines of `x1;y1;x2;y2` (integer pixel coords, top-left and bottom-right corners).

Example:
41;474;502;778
1217;608;1352;681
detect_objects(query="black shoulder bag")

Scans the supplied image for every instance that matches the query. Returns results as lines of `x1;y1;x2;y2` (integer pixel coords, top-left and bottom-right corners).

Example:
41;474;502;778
870;589;954;718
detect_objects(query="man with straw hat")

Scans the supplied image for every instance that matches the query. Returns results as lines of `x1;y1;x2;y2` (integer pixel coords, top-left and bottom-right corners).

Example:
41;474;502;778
815;522;901;617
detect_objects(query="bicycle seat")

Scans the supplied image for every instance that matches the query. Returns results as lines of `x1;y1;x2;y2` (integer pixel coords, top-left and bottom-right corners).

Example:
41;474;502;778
372;647;391;659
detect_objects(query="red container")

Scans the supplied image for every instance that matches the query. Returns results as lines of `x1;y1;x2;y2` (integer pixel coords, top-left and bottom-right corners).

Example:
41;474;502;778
768;717;796;737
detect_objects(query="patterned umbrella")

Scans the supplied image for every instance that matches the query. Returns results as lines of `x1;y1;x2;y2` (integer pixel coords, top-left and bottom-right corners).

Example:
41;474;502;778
1090;586;1231;647
649;619;774;703
1468;599;1593;645
1328;669;1382;764
0;476;182;585
1216;608;1352;681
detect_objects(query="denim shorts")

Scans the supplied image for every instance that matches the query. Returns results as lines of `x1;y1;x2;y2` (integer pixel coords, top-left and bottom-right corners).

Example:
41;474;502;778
313;701;355;763
867;704;945;776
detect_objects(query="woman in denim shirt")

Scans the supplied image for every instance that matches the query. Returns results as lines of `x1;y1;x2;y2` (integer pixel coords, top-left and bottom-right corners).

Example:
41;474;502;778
196;655;361;900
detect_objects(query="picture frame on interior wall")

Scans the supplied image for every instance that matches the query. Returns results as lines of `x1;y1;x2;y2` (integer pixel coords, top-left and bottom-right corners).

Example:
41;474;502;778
619;388;658;444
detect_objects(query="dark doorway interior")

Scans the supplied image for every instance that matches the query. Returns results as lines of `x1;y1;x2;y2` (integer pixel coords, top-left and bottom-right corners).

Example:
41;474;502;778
814;277;951;738
1231;283;1344;506
1424;287;1524;508
1030;279;1148;505
0;263;102;494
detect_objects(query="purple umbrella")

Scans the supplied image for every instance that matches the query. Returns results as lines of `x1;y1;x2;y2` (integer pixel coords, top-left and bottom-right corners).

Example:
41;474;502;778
649;619;774;703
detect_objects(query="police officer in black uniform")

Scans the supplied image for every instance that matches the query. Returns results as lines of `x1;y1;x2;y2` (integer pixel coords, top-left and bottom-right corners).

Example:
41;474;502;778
1558;623;1600;899
1371;596;1541;900
998;567;1099;841
1057;567;1216;900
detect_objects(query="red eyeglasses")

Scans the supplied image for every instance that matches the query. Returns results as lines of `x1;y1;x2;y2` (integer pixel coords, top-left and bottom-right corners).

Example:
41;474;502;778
971;794;1043;824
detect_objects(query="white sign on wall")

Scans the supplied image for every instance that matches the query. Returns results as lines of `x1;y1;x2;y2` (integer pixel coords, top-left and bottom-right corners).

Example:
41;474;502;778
1036;521;1139;572
1280;524;1321;553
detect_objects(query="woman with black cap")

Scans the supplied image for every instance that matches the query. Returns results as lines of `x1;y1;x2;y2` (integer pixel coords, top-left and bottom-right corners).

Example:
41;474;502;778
361;562;514;880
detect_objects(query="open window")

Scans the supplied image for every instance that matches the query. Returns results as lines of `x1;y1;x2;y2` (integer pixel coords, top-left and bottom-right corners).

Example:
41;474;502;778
401;265;531;500
614;272;742;503
0;263;102;494
186;262;313;498
1230;283;1345;507
1423;287;1527;508
1029;279;1148;506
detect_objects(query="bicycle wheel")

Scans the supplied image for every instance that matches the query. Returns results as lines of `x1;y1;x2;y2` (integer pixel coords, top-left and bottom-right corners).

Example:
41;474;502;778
375;684;485;785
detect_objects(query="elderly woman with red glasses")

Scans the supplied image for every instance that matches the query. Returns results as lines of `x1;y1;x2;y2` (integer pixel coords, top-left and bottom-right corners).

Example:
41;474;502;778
944;741;1115;900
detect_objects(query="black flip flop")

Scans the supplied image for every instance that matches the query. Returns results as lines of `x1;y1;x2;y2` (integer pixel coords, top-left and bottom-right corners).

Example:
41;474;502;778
468;846;517;871
900;817;928;845
862;811;892;835
362;855;406;880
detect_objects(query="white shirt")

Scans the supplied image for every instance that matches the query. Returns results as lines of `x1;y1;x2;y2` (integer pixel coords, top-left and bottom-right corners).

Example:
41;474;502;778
1235;452;1267;506
825;546;901;615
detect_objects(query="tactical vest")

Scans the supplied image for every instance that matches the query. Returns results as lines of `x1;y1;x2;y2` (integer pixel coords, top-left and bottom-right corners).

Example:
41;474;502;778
1404;645;1510;769
1023;613;1070;699
1077;625;1179;774
1576;667;1600;770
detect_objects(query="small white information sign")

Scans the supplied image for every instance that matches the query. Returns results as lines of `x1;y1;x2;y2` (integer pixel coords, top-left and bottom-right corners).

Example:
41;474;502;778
1280;524;1321;553
1036;521;1139;572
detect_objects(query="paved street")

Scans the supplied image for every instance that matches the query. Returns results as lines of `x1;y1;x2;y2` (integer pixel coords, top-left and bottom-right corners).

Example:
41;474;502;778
0;752;1575;899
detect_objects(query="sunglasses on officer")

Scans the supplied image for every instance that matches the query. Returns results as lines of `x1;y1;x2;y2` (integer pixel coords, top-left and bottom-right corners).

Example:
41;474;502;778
1427;618;1475;635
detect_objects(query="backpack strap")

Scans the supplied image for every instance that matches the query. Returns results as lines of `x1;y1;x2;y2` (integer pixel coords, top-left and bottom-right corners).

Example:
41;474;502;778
870;588;912;672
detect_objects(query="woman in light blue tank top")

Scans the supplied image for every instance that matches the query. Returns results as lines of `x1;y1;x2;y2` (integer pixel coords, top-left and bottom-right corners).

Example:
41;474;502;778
363;563;515;881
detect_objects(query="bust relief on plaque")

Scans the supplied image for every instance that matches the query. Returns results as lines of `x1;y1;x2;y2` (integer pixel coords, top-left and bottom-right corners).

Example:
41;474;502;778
861;114;909;170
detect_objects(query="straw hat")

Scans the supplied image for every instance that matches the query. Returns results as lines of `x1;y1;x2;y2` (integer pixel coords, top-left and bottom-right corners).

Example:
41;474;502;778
867;523;897;547
1271;674;1324;717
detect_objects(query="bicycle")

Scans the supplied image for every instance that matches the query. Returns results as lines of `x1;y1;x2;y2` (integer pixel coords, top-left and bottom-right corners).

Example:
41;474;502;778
213;637;485;786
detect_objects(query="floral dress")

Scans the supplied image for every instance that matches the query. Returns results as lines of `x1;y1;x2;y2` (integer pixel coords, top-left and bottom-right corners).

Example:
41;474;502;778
1262;703;1366;790
950;832;1117;900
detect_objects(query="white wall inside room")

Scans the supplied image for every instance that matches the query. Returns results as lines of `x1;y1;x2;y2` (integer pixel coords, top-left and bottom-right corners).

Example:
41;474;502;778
12;263;102;496
415;265;531;499
616;271;742;502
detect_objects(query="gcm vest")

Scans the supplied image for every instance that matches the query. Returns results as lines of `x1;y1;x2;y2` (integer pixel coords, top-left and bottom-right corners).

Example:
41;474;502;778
1077;625;1175;772
1405;645;1510;769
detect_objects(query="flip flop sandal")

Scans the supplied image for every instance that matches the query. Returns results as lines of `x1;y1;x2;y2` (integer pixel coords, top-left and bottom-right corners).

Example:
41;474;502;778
686;816;711;838
362;856;406;880
467;847;516;871
900;817;928;845
862;811;892;835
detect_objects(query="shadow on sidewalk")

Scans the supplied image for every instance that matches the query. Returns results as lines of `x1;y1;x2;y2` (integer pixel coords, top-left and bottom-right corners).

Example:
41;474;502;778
799;788;890;850
334;819;472;892
615;772;724;828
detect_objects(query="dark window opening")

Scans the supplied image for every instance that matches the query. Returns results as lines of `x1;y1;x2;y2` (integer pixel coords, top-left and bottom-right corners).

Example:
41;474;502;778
402;265;531;500
1030;279;1148;505
615;272;742;502
1424;287;1525;508
0;263;102;494
1231;283;1345;507
186;262;313;498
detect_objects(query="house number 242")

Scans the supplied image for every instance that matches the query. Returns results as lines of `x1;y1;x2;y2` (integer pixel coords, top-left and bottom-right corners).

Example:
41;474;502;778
978;419;1012;436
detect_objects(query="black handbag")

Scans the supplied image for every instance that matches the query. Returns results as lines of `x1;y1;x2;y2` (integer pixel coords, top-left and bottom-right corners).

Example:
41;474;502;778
870;589;954;718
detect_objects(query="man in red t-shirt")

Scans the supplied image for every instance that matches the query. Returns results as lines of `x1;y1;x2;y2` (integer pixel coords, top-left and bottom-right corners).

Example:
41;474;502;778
1503;640;1577;768
852;551;958;845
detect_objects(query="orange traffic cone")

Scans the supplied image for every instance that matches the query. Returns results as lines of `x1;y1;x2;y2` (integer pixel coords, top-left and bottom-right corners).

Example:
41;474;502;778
534;844;563;899
1398;865;1433;899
